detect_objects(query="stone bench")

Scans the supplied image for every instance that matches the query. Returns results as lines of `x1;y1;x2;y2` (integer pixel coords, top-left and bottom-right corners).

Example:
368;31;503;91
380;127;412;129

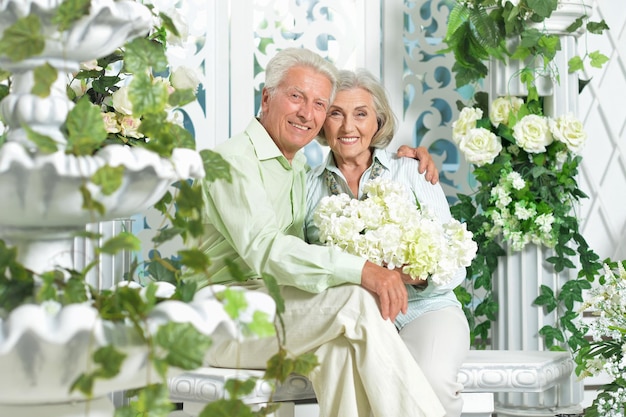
168;350;577;417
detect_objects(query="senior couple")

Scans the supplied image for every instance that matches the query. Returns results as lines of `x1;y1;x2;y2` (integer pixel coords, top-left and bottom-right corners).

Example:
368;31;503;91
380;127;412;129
194;47;468;417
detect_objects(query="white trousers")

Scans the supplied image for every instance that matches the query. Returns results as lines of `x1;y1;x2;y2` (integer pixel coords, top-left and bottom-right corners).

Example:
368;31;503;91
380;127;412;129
206;284;445;417
399;306;470;417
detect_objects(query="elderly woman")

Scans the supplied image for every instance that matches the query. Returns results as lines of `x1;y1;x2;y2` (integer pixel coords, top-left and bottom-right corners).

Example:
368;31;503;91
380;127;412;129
304;69;469;417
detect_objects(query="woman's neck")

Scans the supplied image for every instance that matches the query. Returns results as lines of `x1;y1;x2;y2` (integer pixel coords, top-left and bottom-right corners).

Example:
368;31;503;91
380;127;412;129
333;151;373;197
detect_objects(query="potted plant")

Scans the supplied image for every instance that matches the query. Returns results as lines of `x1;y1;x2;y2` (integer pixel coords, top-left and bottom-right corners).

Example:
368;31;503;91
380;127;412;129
0;1;288;416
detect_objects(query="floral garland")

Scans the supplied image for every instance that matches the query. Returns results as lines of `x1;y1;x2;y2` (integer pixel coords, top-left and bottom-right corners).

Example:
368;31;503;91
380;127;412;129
450;93;601;347
452;95;586;251
313;177;477;285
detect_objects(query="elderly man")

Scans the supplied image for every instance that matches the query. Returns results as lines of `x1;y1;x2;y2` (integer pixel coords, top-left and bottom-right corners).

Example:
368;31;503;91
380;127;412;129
196;47;445;417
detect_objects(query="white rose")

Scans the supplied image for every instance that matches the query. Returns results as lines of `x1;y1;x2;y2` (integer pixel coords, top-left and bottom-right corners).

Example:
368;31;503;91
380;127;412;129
102;112;120;133
171;66;201;93
513;114;553;153
111;86;133;115
80;59;102;71
165;7;189;47
549;113;587;154
118;115;144;139
458;127;502;166
68;77;89;99
489;96;524;127
452;107;483;145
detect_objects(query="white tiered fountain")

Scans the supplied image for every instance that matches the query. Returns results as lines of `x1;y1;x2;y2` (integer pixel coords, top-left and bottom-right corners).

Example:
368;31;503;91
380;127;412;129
0;1;274;416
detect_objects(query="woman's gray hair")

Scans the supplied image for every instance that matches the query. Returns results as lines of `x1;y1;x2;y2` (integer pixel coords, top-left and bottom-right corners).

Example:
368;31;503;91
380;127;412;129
262;47;339;104
317;69;397;149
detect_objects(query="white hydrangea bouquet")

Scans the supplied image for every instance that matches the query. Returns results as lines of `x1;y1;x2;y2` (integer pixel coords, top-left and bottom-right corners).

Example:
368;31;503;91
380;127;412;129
313;177;477;286
575;261;626;417
451;95;588;251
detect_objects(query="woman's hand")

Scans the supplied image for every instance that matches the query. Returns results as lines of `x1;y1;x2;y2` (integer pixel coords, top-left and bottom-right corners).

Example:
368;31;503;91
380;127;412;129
396;145;439;184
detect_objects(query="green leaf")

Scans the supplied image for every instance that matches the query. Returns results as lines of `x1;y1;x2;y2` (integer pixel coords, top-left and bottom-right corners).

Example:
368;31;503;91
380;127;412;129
93;345;127;378
568;56;584;73
565;17;584;33
155;322;213;371
224;378;257;399
218;287;248;320
589;51;609;69
179;248;211;271
262;273;285;315
123;384;174;417
533;284;558;312
264;348;295;382
91;75;121;94
65;96;108;155
128;72;170;116
158;12;181;37
32;63;58;97
199;399;255;417
91;165;125;195
97;232;141;255
169;88;197;107
293;352;319;376
0;84;9;104
248;310;276;338
538;325;564;348
0;15;45;62
22;124;58;154
201;149;232;183
527;0;558;19
79;183;106;216
586;20;610;35
52;0;91;31
63;276;90;304
124;37;168;74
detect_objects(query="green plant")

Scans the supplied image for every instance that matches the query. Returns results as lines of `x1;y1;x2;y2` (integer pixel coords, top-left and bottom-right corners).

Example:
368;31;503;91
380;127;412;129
441;0;609;94
575;259;626;417
450;91;602;349
0;1;316;416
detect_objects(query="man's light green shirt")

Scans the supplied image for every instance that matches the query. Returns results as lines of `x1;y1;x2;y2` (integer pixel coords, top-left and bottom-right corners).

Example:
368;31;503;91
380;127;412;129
194;118;364;293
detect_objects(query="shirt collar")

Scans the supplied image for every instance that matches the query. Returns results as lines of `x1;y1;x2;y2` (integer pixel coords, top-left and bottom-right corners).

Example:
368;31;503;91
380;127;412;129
313;147;390;178
246;118;307;171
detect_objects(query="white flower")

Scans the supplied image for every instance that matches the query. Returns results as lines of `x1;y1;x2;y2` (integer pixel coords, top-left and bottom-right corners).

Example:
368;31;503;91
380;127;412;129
118;115;144;138
489;96;524;127
164;7;190;47
452;107;482;145
111;85;134;115
513;202;536;220
102;112;120;133
513;114;554;153
314;178;477;286
171;66;201;93
506;171;525;190
549;113;587;154
458;127;502;166
535;213;555;235
80;59;102;71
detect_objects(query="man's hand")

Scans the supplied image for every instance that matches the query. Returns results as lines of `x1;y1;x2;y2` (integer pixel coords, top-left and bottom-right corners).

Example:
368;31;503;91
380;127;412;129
397;145;439;184
360;261;408;322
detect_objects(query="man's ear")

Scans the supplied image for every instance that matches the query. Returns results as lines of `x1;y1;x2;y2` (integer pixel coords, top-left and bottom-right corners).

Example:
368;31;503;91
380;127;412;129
260;87;270;114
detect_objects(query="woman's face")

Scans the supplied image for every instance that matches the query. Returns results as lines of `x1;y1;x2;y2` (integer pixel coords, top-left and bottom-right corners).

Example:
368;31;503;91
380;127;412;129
323;87;379;165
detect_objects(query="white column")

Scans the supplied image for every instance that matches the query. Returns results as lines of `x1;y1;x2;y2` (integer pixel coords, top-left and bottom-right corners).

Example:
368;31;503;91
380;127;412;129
486;2;590;415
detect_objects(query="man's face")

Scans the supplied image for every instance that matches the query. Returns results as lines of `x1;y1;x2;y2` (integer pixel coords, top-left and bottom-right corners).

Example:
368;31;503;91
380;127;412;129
260;65;332;162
